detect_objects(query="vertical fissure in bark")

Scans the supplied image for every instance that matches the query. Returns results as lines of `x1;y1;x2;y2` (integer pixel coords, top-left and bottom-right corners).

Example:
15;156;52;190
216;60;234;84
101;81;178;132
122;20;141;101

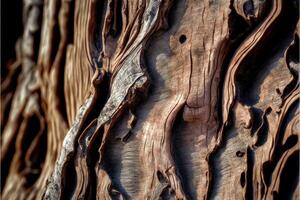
48;0;61;67
61;71;110;199
172;107;196;199
90;0;107;68
276;150;299;199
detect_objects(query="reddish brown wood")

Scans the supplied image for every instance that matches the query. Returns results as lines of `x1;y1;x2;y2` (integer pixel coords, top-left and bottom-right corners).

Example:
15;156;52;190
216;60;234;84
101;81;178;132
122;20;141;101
1;0;299;199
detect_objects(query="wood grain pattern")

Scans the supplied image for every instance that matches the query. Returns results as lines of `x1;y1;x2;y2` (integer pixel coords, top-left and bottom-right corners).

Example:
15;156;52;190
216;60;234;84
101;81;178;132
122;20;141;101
1;0;299;199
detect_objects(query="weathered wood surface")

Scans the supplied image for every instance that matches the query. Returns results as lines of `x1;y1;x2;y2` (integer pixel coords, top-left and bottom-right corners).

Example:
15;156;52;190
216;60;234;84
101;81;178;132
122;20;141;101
1;0;299;199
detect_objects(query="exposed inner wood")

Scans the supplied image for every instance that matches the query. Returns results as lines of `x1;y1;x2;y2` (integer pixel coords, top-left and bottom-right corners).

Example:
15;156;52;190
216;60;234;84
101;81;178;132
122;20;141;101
1;0;299;199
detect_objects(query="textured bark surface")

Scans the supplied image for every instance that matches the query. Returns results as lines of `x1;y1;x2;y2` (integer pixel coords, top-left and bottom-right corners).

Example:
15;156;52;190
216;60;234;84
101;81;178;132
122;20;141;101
1;0;299;199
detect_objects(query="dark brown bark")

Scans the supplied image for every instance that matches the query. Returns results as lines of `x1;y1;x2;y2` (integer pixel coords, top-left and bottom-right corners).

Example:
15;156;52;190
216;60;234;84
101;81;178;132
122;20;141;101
1;0;299;199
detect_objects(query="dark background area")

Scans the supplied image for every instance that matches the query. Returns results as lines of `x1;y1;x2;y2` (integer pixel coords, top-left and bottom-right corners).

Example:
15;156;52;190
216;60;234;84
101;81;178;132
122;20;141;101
1;0;23;79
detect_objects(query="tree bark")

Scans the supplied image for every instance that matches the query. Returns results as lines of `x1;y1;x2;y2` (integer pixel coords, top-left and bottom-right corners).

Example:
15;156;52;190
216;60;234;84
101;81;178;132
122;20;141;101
1;0;299;199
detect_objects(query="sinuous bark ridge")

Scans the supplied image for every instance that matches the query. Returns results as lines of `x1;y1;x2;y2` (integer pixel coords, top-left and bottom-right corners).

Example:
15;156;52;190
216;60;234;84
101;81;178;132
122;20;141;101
1;0;299;199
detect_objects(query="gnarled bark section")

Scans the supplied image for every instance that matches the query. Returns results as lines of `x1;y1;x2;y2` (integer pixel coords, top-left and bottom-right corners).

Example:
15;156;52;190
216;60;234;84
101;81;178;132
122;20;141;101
1;0;299;199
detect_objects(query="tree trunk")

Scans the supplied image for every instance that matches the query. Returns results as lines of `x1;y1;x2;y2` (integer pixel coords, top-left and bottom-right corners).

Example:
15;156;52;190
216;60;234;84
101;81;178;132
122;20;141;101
1;0;299;199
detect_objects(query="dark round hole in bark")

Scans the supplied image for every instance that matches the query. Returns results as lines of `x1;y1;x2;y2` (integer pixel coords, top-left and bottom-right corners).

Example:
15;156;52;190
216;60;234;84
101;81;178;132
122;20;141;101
179;34;187;43
236;151;245;157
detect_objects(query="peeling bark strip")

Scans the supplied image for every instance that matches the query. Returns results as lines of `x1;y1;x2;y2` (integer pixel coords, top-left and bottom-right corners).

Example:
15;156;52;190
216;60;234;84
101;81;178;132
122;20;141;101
1;0;299;199
43;95;93;200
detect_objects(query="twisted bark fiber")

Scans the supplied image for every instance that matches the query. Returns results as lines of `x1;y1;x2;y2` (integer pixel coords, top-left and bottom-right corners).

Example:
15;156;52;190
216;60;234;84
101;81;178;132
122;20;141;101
1;0;299;199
